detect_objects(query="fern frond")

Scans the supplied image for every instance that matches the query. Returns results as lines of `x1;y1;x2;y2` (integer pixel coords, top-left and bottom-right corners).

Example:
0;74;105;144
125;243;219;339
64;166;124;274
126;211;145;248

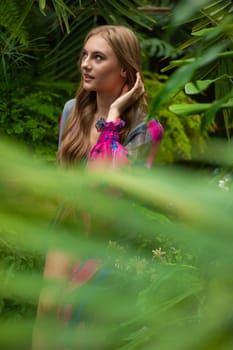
0;0;28;45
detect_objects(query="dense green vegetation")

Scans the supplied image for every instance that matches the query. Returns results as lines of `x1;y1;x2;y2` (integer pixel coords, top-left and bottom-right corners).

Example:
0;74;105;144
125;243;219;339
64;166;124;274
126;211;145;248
1;0;232;160
0;1;233;349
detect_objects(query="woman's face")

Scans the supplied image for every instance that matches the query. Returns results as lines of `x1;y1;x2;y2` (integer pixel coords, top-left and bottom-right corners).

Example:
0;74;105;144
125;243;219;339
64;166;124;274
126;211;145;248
80;34;126;95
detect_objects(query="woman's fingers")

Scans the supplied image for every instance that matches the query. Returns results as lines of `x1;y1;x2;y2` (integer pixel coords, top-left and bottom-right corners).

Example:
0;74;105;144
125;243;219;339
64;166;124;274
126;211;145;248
131;72;144;100
121;73;144;105
108;73;145;121
121;84;129;96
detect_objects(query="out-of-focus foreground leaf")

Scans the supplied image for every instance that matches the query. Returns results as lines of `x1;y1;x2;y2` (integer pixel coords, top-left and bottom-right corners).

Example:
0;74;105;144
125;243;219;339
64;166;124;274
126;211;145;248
0;137;233;350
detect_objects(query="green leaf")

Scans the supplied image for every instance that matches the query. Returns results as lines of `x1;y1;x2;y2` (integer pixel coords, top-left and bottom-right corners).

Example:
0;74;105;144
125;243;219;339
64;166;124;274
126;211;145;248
185;80;214;94
201;95;233;131
38;0;46;15
147;43;225;119
185;75;232;94
169;0;213;27
169;98;233;116
169;103;211;115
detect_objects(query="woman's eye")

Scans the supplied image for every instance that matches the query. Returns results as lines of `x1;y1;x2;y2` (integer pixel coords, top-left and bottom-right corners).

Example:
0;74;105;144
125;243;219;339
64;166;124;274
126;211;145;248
81;51;88;59
95;54;103;61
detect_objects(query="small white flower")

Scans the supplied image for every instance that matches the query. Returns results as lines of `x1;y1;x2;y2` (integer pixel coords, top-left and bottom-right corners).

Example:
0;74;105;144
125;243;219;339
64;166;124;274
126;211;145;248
152;248;166;258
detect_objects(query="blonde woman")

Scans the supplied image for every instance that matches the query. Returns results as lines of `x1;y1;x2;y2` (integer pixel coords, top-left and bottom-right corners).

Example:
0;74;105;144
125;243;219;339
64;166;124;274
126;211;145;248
58;25;163;168
32;25;164;350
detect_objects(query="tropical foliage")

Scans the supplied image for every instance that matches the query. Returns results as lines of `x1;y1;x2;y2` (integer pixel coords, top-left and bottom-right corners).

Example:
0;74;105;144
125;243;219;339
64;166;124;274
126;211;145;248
1;1;233;349
1;135;233;349
159;0;233;138
0;0;216;163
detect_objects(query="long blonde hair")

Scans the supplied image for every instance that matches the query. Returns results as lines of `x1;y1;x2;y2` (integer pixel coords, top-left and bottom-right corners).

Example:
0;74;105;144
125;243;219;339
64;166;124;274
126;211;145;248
58;25;148;165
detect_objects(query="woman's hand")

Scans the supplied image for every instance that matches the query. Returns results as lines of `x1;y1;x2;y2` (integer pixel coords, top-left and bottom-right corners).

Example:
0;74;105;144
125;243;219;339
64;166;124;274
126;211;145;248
107;72;144;122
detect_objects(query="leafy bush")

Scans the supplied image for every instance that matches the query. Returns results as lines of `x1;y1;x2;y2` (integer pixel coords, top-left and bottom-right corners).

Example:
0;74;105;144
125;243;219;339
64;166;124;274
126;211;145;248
0;76;76;161
144;72;208;163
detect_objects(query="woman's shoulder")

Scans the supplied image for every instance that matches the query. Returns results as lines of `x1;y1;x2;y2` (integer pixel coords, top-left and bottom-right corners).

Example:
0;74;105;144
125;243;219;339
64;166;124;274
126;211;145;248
62;98;76;120
58;98;76;148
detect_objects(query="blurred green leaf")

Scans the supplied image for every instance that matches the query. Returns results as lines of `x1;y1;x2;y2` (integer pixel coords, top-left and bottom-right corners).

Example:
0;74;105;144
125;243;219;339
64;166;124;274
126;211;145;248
148;43;225;119
1;136;233;349
169;98;233;115
185;75;232;94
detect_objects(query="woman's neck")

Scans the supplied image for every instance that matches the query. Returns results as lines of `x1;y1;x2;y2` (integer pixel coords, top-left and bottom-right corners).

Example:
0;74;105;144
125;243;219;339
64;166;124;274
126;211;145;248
95;88;122;119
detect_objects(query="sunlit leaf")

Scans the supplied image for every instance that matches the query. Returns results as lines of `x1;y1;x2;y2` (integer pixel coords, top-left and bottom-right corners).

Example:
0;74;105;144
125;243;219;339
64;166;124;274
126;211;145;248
185;75;232;94
148;43;225;119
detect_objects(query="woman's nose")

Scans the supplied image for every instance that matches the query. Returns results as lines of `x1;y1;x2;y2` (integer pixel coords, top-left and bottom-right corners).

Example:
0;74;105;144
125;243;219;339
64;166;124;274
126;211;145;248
81;56;91;69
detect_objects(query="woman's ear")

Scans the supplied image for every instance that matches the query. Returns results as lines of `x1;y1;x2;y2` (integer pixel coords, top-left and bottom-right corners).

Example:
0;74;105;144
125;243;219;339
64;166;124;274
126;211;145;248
120;68;127;78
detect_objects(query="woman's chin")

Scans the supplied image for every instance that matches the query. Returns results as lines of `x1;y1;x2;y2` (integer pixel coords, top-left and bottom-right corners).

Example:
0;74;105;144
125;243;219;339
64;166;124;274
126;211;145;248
83;83;95;92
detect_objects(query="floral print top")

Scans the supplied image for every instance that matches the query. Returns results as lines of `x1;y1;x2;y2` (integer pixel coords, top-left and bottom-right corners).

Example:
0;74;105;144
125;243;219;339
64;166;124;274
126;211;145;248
59;99;164;168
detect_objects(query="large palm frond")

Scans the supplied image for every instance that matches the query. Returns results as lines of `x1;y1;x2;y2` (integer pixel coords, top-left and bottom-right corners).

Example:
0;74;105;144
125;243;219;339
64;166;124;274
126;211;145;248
149;0;233;138
41;0;157;79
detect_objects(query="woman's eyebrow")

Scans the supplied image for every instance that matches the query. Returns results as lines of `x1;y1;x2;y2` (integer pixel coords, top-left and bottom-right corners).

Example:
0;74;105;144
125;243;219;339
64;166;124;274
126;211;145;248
93;51;106;56
82;47;106;55
90;50;106;56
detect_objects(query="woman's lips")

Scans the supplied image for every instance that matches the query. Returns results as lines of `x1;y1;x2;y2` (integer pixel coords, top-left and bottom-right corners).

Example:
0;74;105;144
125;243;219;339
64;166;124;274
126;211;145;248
83;73;94;81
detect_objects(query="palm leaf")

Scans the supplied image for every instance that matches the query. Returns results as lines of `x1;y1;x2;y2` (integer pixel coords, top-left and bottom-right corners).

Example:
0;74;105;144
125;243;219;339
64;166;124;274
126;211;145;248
169;98;233;115
148;43;225;119
41;0;156;79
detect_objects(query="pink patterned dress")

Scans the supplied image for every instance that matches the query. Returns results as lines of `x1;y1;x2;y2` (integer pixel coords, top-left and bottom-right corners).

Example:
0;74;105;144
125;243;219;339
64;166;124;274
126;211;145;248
88;117;163;169
59;99;164;169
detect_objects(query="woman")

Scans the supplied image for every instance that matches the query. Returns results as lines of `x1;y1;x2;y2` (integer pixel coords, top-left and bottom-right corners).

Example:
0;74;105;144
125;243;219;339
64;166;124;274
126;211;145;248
32;25;163;350
57;25;163;168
